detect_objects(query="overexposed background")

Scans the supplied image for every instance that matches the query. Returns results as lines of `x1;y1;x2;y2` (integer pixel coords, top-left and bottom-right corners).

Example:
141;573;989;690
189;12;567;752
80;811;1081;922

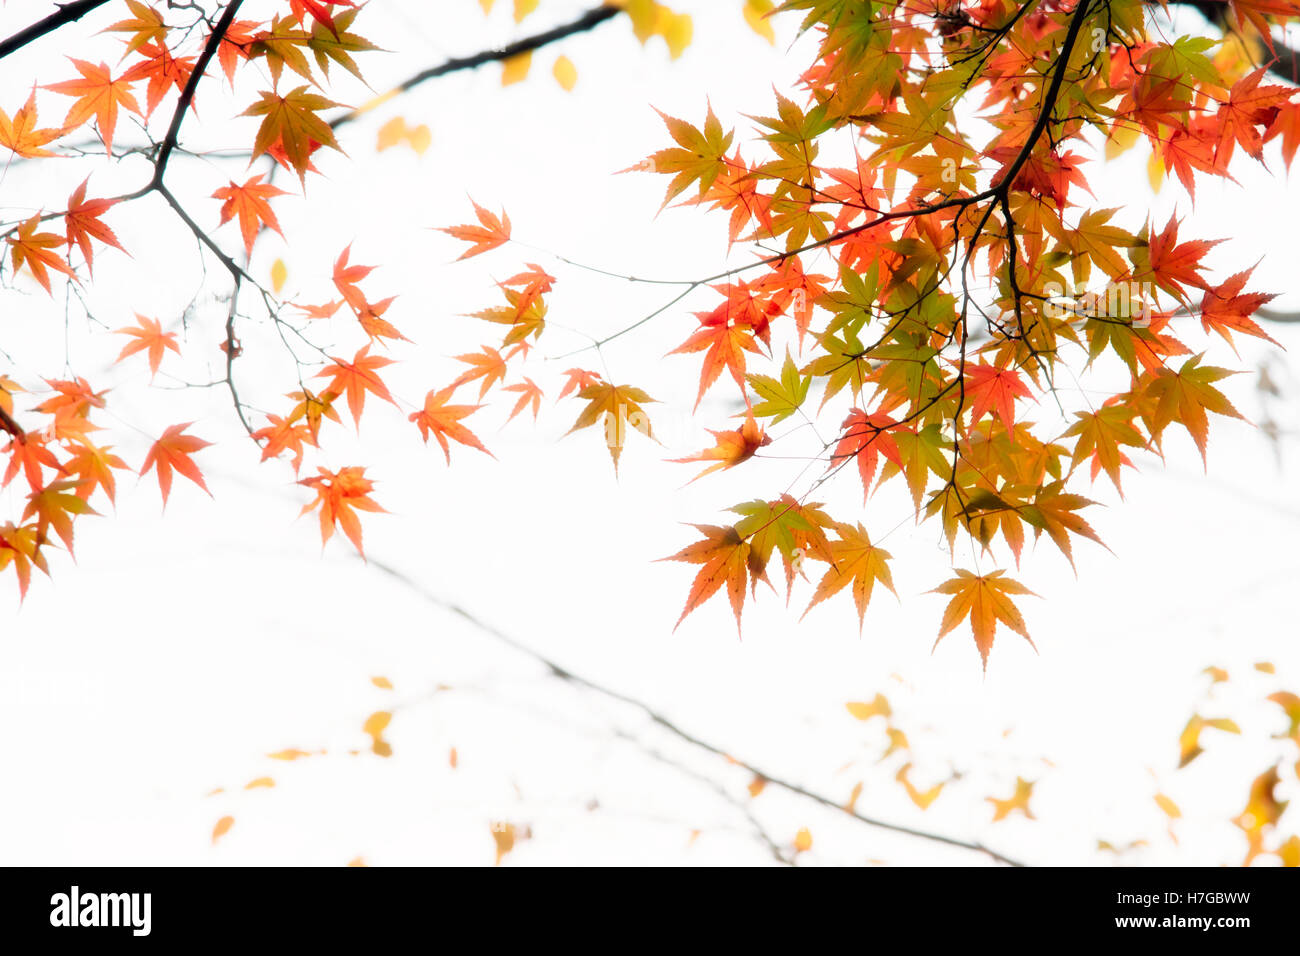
0;0;1297;865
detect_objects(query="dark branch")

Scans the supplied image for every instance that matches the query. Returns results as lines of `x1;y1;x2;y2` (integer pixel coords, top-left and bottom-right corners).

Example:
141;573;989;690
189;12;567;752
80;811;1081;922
330;5;623;131
0;0;114;62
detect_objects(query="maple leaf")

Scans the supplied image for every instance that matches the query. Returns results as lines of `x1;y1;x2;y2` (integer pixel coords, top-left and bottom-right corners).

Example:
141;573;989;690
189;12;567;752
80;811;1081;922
63;441;127;503
103;0;167;57
315;345;396;426
644;105;735;207
503;378;543;423
355;296;409;344
44;59;141;153
671;415;770;481
660;524;759;633
114;314;181;379
803;522;896;632
2;433;62;492
331;244;375;313
0;522;50;600
830;409;902;500
139;423;212;506
669;313;764;410
747;351;809;425
8;214;76;294
212;175;287;258
964;363;1034;434
0;90;63;158
450;346;509;400
566;382;656;472
289;0;356;34
932;569;1036;671
243;86;343;181
64;177;125;274
1062;406;1145;494
557;368;602;402
120;41;195;117
1199;267;1280;347
1135;215;1219;307
1140;355;1245;464
32;377;105;421
409;387;494;463
438;200;512;260
282;389;342;446
298;465;384;555
216;20;262;84
22;480;97;554
252;414;312;473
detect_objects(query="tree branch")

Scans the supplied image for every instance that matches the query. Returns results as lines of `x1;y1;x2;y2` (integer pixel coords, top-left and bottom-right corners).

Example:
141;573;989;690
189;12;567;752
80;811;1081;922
0;0;114;62
330;5;623;132
365;557;1025;867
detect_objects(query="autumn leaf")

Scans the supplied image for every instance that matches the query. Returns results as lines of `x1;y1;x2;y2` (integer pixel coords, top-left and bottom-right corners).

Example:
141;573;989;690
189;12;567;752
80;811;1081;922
932;569;1035;670
64;177;125;274
964;363;1034;434
212;175;287;258
987;777;1036;822
830;409;902;500
211;815;235;845
0;90;63;158
671;415;770;481
503;377;543;423
897;763;944;810
44;59;141;153
298;465;385;554
1199;267;1280;347
565;381;656;472
409;387;494;463
114;314;181;379
660;523;759;633
243;86;343;180
315;345;396;426
140;423;212;506
438;200;512;260
805;523;896;631
7;214;76;294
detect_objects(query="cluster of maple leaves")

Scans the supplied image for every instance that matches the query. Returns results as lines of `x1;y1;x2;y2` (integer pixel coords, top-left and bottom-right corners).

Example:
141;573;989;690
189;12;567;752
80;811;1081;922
0;0;1294;675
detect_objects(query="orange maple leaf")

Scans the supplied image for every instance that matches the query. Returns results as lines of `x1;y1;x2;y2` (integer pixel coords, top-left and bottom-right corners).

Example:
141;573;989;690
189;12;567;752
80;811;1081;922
332;243;375;313
660;523;760;634
140;423;212;506
64;177;125;274
438;200;511;260
503;377;543;423
671;415;770;481
7;214;77;294
964;363;1035;434
298;465;384;555
931;569;1036;671
0;89;63;158
409;387;494;463
829;409;902;500
315;345;396;426
212;175;287;257
44;58;141;153
114;314;180;378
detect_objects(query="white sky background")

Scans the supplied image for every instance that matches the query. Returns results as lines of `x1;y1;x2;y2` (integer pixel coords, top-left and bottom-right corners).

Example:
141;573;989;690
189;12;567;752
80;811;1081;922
0;0;1297;866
